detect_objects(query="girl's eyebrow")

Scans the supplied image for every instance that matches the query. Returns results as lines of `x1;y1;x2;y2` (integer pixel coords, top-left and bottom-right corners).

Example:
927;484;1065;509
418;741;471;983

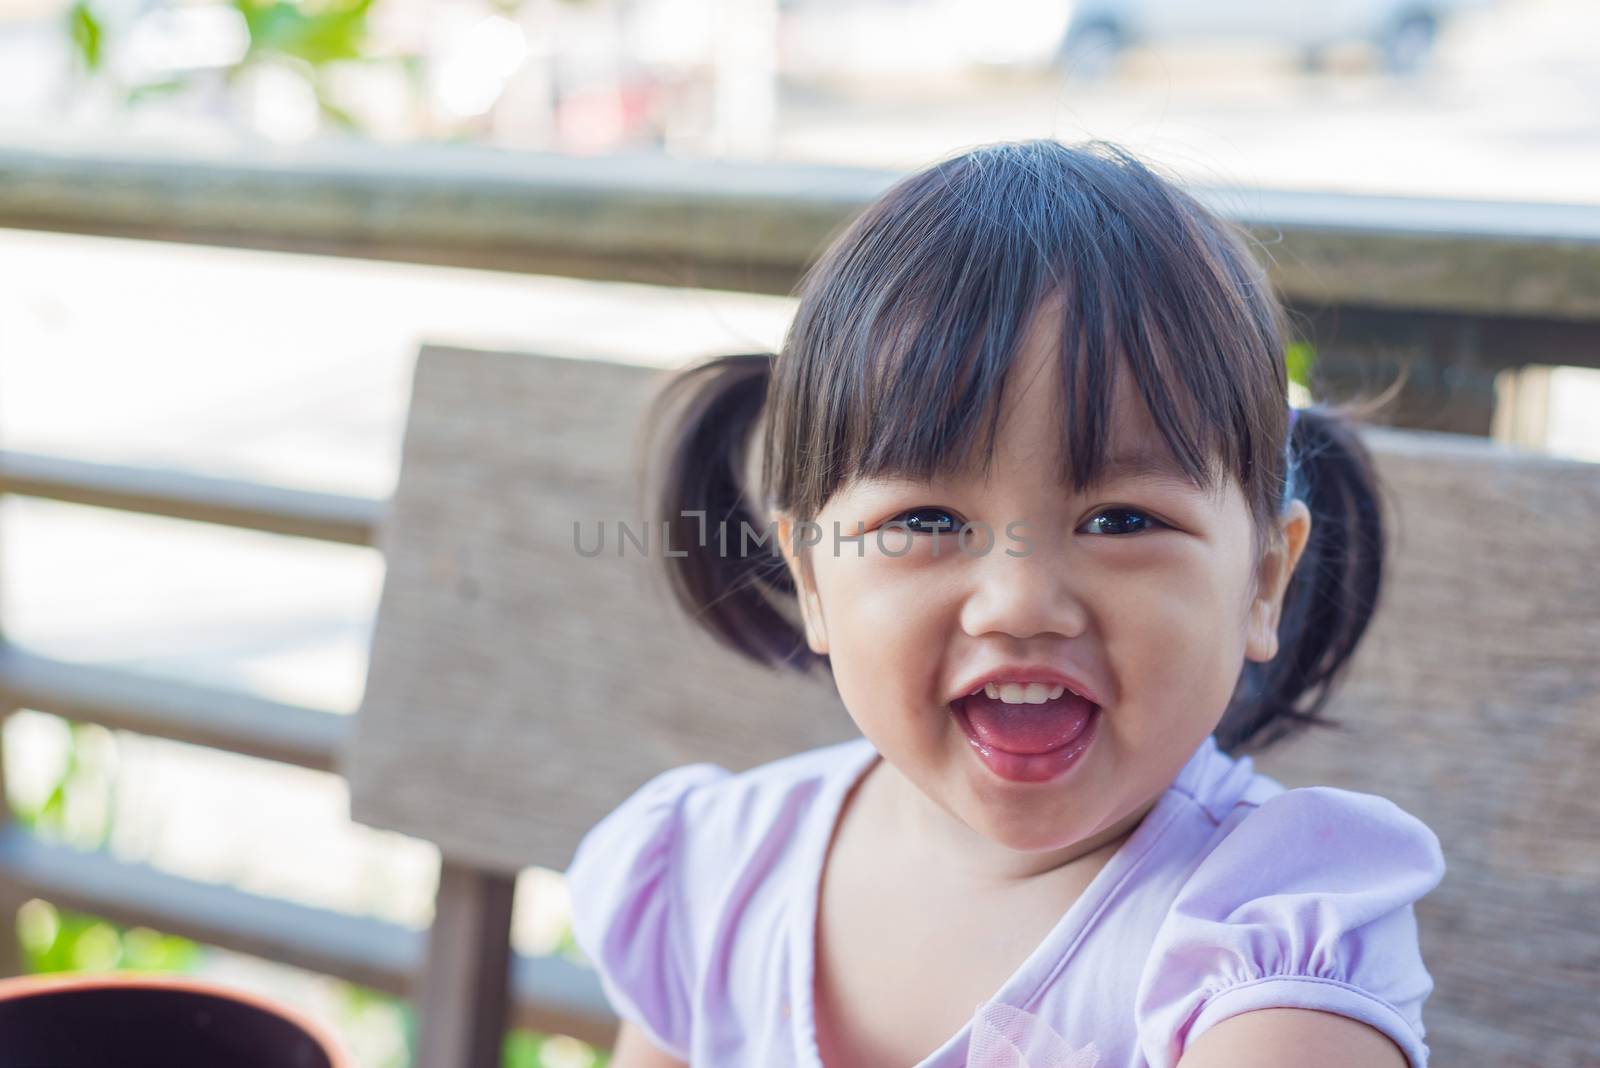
1091;448;1202;489
856;453;1201;492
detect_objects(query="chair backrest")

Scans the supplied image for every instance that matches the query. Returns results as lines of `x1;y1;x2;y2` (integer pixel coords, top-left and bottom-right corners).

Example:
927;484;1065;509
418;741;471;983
345;346;854;878
345;344;1600;1066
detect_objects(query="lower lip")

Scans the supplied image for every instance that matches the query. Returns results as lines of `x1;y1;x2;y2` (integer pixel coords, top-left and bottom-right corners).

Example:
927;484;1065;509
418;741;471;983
952;699;1100;784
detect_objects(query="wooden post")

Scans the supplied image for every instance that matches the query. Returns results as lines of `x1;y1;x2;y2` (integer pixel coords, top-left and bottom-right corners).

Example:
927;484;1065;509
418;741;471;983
1491;364;1554;448
415;859;518;1068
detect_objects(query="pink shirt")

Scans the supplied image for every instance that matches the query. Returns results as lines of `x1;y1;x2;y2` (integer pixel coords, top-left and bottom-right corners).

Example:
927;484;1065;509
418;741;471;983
566;733;1445;1067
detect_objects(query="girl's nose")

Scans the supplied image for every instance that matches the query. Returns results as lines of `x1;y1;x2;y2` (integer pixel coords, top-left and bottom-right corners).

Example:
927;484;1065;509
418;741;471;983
956;542;1090;642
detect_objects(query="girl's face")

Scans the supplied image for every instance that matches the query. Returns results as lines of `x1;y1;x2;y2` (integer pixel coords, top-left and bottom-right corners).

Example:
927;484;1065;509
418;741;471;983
776;299;1310;862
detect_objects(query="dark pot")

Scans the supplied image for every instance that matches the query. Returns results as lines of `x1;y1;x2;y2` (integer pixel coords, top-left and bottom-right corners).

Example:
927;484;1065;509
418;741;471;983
0;971;354;1068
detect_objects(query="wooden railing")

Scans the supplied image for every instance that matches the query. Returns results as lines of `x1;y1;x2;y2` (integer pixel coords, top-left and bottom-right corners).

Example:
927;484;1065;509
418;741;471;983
0;141;1596;1047
0;450;615;1043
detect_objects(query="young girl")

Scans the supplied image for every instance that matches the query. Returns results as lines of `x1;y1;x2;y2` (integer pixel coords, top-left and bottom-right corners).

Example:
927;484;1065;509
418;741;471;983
564;139;1445;1068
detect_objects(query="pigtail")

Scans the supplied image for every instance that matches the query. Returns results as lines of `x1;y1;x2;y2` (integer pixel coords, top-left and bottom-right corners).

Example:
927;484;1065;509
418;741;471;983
640;352;816;672
1220;403;1388;753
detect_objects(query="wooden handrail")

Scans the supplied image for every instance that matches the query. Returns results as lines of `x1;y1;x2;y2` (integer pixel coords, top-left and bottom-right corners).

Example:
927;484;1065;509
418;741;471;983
0;647;348;773
2;141;1598;319
0;826;616;1045
0;451;384;547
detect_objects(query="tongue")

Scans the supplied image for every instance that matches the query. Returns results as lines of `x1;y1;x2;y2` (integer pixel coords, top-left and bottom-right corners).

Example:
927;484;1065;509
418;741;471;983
961;694;1096;755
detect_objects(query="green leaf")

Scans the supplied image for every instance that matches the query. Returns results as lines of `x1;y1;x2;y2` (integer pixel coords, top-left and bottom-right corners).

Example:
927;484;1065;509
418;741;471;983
66;1;103;74
28;909;98;974
503;1030;544;1068
1285;341;1316;392
313;87;362;132
233;0;376;68
121;926;202;971
127;77;195;107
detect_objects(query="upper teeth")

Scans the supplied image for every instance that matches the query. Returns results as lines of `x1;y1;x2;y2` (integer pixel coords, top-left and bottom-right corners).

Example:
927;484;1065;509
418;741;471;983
982;682;1067;704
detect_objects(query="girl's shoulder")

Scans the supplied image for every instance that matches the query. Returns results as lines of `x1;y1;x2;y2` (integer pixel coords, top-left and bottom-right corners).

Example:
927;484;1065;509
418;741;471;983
563;736;875;1061
1133;740;1447;1068
566;734;874;901
1169;733;1445;894
1170;731;1444;848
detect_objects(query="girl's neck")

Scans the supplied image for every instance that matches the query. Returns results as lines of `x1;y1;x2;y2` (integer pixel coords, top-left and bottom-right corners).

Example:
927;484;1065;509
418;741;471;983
867;757;1160;887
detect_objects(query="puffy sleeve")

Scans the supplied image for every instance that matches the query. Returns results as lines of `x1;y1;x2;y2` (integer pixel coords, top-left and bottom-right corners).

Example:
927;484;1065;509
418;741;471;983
565;761;732;1060
1134;787;1446;1068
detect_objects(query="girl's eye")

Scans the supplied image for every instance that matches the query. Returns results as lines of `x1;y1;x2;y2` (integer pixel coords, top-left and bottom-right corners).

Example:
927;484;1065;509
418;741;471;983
1080;507;1165;536
878;506;1165;537
886;507;963;535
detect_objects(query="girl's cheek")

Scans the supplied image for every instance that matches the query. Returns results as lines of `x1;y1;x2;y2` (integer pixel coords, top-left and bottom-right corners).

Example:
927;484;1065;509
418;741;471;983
860;530;958;563
1103;571;1250;732
813;552;934;632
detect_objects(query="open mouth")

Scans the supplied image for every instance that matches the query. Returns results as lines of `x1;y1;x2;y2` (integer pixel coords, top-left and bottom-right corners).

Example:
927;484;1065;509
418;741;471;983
952;686;1099;755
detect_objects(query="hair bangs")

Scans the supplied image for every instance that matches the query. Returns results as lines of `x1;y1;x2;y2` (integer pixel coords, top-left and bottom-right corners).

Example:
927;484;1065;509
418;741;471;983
1057;229;1259;504
849;245;1048;490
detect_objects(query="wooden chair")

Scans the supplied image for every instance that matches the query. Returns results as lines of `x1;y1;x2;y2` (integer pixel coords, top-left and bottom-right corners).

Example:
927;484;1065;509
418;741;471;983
341;343;1600;1067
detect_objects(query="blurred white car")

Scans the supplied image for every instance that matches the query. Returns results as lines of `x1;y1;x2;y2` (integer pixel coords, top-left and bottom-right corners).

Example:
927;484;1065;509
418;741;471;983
778;0;1076;79
1058;0;1498;77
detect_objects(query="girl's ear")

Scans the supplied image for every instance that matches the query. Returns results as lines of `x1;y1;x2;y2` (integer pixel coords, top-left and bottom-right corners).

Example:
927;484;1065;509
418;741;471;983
774;512;829;656
1245;498;1313;662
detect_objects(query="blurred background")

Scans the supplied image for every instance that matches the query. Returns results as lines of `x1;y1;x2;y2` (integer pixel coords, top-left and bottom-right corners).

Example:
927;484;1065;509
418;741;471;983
0;0;1596;1064
5;0;1600;195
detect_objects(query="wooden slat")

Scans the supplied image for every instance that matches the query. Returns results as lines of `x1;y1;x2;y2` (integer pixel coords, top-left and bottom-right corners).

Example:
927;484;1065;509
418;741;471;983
509;950;620;1051
0;826;615;1046
0;451;383;547
1219;185;1600;320
0;824;411;991
2;142;1598;320
0;645;348;773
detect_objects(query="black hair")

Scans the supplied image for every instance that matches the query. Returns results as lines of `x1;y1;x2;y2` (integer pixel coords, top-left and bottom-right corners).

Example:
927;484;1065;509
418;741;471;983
643;139;1386;754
